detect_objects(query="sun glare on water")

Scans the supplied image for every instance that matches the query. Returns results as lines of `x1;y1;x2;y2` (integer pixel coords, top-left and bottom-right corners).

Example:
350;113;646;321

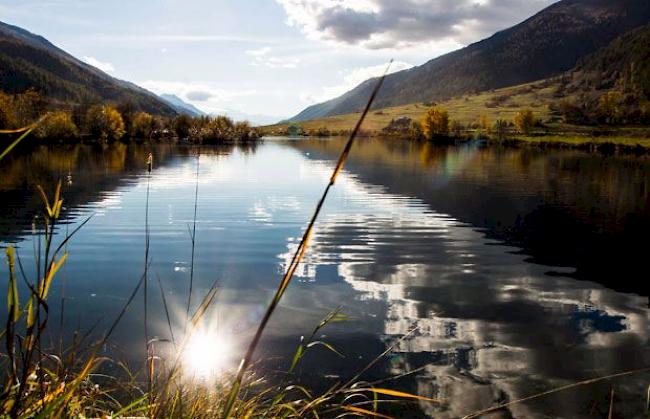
183;331;232;380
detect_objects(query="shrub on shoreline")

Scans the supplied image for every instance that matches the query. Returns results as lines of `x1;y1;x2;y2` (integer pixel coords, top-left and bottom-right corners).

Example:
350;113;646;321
131;111;155;139
421;106;450;140
0;89;262;143
35;111;79;140
85;105;126;141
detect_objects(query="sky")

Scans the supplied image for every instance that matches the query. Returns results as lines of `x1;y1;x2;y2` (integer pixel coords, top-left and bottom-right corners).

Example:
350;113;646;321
0;0;558;121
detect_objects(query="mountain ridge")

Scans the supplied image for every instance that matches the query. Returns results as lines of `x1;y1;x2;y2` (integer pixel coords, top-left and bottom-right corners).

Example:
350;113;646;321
289;0;650;122
0;20;176;116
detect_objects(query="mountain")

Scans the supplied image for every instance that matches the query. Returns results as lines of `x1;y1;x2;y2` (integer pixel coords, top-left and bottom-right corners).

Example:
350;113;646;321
0;21;176;116
290;0;650;122
214;109;283;126
565;23;650;97
158;93;282;125
159;94;206;117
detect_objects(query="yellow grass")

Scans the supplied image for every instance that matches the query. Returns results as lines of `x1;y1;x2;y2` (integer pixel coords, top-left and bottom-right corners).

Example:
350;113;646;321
264;81;558;134
263;79;650;148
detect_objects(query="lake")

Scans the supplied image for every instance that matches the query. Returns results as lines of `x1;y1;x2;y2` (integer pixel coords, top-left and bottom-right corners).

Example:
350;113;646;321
1;138;649;418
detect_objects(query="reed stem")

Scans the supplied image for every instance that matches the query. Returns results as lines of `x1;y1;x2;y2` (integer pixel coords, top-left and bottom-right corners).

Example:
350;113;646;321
185;150;200;336
144;153;153;398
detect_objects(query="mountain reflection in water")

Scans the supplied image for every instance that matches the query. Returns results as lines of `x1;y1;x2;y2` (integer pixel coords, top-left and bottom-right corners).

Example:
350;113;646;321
279;153;648;417
0;138;648;418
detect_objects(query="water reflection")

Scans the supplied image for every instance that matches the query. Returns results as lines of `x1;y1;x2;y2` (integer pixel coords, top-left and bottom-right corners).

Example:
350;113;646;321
0;138;648;418
283;139;650;417
0;142;256;242
183;330;233;381
292;138;650;295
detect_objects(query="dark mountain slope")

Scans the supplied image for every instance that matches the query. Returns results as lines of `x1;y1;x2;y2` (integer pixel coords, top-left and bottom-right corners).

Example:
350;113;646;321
566;23;650;97
0;21;176;116
290;0;650;122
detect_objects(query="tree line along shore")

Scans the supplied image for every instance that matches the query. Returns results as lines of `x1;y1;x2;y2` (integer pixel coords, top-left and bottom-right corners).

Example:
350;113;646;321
0;89;262;143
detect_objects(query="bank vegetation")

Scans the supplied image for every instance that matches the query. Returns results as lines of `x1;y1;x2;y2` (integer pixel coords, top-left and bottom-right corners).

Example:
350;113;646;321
0;90;261;144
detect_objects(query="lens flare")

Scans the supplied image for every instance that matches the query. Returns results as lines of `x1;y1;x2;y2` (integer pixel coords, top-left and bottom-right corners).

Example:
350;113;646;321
183;331;231;380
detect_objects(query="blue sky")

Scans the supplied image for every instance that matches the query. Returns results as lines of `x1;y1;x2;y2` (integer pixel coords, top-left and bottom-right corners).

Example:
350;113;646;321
0;0;557;120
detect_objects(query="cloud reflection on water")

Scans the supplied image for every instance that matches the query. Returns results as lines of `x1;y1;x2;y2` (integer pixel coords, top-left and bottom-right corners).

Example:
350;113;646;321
278;157;650;418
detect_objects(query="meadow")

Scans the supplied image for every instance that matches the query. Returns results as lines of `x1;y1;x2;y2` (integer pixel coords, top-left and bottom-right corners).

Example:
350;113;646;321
263;80;650;149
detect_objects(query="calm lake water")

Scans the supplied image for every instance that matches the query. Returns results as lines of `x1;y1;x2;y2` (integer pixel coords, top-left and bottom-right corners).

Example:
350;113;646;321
1;138;649;418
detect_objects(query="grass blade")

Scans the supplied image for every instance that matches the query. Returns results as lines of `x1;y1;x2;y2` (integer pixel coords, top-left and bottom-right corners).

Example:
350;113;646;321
362;388;440;403
6;246;19;322
0;127;34;162
0;117;47;162
156;273;176;349
185;152;200;335
342;405;394;418
462;367;650;419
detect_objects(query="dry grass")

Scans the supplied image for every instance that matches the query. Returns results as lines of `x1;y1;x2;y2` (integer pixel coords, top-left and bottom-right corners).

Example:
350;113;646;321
263;80;559;134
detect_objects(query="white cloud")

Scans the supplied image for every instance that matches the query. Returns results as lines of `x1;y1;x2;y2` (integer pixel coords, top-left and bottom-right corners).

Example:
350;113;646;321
245;46;272;57
186;90;212;101
266;56;300;69
246;47;301;69
137;80;258;114
82;56;115;73
83;34;283;45
300;60;413;104
275;0;557;49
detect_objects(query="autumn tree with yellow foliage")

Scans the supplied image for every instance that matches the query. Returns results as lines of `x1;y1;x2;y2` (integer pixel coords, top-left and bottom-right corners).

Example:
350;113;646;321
514;109;536;135
421;106;449;140
35;112;78;140
131;112;155;139
85;105;125;141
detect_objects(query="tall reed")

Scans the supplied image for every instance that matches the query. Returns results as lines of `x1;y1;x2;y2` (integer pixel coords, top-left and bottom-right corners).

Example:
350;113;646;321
144;151;153;404
221;60;394;418
1;179;94;416
185;150;200;333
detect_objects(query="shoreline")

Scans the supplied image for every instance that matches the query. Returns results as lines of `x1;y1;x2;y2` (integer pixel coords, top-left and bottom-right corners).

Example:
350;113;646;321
491;135;650;153
263;133;650;154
